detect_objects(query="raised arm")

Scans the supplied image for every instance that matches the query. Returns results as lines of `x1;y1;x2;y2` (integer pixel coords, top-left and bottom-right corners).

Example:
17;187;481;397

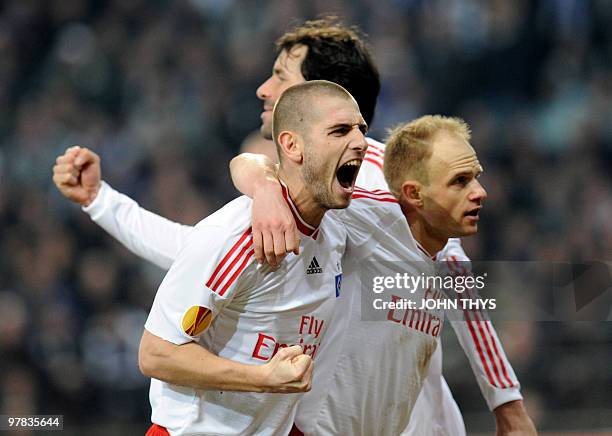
53;146;193;270
230;153;299;266
439;239;536;435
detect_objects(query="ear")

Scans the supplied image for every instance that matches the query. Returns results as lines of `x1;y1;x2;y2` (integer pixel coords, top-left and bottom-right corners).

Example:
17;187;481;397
400;180;423;208
277;130;303;164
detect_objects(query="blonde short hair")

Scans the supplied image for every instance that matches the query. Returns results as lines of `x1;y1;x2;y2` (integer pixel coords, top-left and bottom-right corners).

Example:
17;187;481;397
383;115;471;198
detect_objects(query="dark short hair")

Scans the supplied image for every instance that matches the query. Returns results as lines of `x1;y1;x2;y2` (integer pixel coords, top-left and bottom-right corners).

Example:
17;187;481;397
272;80;354;149
276;17;380;126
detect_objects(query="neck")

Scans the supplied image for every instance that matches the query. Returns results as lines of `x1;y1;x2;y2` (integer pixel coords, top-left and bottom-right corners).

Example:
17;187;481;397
400;203;447;258
278;167;326;227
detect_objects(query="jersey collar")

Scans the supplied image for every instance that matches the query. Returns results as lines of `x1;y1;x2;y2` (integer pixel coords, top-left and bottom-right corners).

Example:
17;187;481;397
280;180;320;239
415;240;437;261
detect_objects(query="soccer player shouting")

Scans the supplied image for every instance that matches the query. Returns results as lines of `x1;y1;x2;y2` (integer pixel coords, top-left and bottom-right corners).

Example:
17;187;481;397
140;81;366;435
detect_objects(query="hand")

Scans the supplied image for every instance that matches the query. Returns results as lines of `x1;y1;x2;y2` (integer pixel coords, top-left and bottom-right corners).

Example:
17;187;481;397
494;400;537;436
258;345;313;393
52;146;101;207
251;179;299;267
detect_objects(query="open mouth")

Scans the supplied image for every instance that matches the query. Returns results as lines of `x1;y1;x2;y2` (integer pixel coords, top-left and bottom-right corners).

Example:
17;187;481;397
464;208;481;217
336;159;362;190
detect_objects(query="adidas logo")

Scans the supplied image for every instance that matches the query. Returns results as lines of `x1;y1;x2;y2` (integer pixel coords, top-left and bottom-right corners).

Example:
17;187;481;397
306;257;323;275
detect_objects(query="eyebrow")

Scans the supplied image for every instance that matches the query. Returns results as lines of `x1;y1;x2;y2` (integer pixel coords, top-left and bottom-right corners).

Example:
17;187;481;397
327;121;368;132
449;168;482;180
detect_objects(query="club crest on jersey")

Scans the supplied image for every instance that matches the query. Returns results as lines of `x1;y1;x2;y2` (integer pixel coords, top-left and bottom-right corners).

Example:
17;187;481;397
306;257;323;274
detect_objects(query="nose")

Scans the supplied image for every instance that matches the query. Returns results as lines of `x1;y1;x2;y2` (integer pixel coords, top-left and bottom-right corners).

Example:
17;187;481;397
256;76;273;101
348;128;368;155
469;179;487;203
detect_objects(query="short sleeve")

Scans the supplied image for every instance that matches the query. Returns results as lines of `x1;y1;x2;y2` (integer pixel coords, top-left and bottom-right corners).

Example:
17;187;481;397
144;224;255;344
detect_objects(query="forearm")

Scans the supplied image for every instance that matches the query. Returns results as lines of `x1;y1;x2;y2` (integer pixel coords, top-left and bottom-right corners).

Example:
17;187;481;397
230;153;279;198
139;330;267;392
229;152;300;263
83;182;193;269
494;400;537;435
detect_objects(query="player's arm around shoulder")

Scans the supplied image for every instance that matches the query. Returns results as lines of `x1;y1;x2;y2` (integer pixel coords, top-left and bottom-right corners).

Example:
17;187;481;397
230;152;300;267
138;217;313;393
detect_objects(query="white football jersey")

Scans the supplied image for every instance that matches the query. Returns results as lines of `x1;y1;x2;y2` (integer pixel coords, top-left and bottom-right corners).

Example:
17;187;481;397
145;185;347;436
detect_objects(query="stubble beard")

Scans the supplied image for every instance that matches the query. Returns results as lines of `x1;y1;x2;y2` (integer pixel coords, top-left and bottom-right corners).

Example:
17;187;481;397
302;151;338;211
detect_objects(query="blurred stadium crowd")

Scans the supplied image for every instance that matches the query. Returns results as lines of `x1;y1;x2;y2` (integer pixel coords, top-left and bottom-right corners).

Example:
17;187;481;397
0;0;610;433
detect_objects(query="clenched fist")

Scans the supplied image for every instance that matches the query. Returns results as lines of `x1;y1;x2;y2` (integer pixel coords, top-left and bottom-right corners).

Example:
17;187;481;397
52;146;101;207
258;345;314;393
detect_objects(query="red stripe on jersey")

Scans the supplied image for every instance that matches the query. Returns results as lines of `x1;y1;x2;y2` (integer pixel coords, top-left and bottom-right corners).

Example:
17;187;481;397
463;309;499;388
353;187;394;197
474;314;507;388
354;186;391;195
206;228;252;289
447;256;503;388
219;249;254;296
351;193;398;203
211;239;253;293
484;320;515;387
366;141;385;153
448;256;461;272
281;183;318;237
366;147;384;158
468;284;514;389
465;285;507;388
364;157;383;170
